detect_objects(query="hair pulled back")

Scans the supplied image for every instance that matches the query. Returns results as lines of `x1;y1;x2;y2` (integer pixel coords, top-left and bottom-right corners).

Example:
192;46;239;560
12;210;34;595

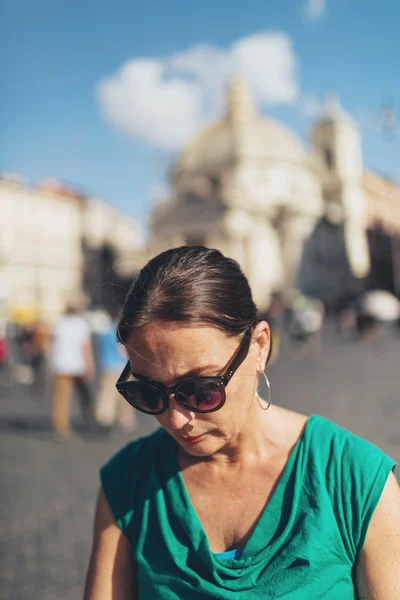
117;246;258;344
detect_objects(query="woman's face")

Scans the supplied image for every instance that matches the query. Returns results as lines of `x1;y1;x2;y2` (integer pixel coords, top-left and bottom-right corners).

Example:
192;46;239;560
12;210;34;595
126;320;270;457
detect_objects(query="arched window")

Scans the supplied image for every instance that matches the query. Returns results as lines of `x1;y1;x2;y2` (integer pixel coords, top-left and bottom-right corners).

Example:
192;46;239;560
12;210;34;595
324;146;335;170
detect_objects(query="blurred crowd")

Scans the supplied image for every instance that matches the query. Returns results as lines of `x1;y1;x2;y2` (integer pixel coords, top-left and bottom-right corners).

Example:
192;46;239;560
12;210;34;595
0;303;136;437
265;288;400;363
1;287;399;437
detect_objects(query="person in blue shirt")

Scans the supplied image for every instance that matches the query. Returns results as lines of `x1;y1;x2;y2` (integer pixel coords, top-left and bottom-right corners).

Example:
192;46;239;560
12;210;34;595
95;308;136;432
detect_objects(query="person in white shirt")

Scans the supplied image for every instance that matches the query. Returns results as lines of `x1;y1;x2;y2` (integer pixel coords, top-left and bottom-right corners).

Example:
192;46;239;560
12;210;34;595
51;304;95;436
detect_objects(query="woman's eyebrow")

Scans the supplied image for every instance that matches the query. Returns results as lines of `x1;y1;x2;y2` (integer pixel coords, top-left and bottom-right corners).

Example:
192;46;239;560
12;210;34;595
178;365;221;378
131;364;221;384
130;372;158;384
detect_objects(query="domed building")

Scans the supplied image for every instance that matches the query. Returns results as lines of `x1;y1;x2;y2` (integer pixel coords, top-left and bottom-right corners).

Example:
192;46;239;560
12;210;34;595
149;80;399;312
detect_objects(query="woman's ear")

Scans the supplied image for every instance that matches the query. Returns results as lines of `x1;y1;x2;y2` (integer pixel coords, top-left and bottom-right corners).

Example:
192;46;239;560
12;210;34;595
253;321;271;372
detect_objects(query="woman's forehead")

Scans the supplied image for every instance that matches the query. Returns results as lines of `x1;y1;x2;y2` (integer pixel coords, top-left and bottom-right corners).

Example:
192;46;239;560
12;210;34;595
125;322;236;380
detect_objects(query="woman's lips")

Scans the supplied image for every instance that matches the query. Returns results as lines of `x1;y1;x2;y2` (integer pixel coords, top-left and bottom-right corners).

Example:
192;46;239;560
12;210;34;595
178;433;206;444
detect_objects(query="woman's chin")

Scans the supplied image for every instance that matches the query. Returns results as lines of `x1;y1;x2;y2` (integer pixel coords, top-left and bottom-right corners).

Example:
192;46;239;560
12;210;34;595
178;437;226;459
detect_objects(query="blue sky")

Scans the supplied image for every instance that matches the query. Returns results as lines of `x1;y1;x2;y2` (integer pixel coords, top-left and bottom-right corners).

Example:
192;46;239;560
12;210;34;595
2;0;399;228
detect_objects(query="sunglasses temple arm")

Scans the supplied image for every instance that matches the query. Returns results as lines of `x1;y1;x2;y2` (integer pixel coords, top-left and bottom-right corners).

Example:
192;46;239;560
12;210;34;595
118;360;132;384
222;328;252;386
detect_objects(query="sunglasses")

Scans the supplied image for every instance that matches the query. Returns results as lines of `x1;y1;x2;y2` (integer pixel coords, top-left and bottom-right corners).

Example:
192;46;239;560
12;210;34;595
115;326;253;415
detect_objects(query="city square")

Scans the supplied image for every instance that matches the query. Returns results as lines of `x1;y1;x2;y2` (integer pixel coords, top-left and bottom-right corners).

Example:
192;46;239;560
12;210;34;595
2;1;399;597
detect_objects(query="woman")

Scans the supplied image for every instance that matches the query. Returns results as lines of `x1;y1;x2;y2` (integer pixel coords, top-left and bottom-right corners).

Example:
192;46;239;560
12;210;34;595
84;246;400;599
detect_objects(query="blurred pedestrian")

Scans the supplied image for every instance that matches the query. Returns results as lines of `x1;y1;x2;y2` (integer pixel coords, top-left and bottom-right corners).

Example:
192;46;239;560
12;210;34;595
51;303;95;436
340;290;400;341
358;290;400;340
287;294;325;359
30;319;51;392
0;320;8;372
338;298;359;339
14;322;35;384
95;308;136;432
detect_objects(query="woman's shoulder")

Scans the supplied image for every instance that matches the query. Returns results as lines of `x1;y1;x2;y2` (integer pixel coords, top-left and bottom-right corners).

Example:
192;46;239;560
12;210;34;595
305;414;390;461
303;414;396;560
276;407;396;479
99;427;170;536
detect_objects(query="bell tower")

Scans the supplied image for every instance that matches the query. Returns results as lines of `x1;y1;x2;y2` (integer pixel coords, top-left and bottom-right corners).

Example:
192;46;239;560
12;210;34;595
312;94;370;278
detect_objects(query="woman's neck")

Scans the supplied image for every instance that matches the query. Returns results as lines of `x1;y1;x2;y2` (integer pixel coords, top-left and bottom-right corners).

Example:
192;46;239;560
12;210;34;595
216;403;279;466
181;403;284;471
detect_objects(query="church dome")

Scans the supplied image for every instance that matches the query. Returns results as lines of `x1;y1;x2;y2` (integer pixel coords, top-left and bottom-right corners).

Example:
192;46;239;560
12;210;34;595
176;79;309;174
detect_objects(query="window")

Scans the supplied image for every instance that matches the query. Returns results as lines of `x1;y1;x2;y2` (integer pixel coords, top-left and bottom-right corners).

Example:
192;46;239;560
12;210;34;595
209;176;220;192
187;192;202;204
324;146;335;170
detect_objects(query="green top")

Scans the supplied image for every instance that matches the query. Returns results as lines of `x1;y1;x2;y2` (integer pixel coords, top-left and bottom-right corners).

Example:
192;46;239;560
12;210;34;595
100;416;396;599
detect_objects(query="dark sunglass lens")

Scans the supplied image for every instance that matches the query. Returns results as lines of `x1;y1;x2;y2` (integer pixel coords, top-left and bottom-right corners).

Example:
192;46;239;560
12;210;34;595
126;382;164;413
177;381;224;411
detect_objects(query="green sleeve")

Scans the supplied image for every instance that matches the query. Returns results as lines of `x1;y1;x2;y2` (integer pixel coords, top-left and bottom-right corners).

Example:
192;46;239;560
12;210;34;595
100;439;143;537
337;432;396;559
100;428;164;541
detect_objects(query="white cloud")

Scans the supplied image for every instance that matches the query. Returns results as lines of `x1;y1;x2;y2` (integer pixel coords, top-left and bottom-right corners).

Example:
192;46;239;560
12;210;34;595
97;32;299;150
98;59;202;149
305;0;326;21
233;34;298;105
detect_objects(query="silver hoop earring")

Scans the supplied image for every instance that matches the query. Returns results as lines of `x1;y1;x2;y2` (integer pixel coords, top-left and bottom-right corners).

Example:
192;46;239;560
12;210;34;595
256;371;271;411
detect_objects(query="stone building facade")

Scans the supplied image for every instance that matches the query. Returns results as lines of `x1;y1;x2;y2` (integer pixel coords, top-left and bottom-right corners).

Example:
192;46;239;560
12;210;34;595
150;80;323;312
149;80;400;311
0;177;142;323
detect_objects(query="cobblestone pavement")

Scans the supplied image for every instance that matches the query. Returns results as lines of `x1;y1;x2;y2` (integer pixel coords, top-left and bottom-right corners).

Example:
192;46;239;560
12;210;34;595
0;324;399;599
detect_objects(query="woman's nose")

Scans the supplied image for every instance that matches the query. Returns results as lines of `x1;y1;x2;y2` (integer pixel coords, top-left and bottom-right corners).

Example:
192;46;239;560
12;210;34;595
167;395;193;430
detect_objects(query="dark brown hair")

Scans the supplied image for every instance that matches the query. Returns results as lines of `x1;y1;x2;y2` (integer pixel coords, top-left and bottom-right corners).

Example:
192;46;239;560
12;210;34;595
117;246;259;343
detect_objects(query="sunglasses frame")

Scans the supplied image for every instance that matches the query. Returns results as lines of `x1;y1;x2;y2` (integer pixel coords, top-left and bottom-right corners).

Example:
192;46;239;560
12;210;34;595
115;325;254;415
